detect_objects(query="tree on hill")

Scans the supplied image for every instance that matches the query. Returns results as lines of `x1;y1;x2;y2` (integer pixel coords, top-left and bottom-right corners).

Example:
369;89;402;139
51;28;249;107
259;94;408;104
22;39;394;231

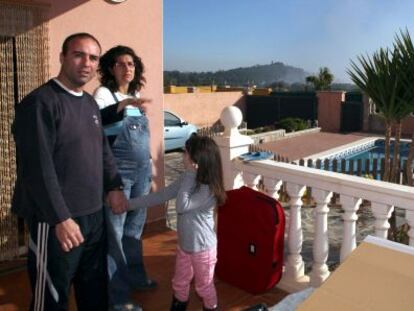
267;80;289;91
164;62;309;87
305;67;334;90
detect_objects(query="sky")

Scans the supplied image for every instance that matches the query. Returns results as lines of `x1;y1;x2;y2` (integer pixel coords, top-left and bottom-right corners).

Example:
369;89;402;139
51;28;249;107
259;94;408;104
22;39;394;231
164;0;414;82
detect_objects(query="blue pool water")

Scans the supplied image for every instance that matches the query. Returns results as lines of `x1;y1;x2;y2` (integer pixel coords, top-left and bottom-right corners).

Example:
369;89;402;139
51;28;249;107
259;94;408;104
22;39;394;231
325;139;412;178
346;139;411;161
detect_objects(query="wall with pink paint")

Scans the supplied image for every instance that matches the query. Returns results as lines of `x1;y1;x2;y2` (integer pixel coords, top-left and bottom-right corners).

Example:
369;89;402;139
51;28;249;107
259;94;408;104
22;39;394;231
369;114;414;137
33;0;164;222
361;94;414;137
317;91;345;133
164;92;246;127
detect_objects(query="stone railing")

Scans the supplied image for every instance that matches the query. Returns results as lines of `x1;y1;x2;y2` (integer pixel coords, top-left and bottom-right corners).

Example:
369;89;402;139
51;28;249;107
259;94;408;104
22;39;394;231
249;126;321;144
248;129;286;144
199;122;321;145
213;107;414;293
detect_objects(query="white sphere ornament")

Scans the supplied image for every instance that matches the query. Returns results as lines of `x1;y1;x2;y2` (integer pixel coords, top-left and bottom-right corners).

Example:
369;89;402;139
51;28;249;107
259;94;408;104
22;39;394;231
220;106;242;136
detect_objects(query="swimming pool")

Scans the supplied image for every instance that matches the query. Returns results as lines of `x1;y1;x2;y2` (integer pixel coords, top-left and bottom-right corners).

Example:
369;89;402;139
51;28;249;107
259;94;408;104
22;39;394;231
345;139;411;161
313;139;412;178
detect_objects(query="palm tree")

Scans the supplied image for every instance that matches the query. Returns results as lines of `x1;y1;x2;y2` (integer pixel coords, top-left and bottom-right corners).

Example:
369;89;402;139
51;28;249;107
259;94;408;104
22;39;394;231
348;47;400;182
306;67;334;91
393;30;414;185
348;30;414;241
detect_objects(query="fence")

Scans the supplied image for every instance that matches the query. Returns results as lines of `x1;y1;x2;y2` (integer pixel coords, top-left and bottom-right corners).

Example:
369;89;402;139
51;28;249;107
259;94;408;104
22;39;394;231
249;143;291;163
200;122;412;187
296;157;411;185
247;143;413;208
197;121;248;138
197;124;224;137
249;139;410;185
245;93;318;129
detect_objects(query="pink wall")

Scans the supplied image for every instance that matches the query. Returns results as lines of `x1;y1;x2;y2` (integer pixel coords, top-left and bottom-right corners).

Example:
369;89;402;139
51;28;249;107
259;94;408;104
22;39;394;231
402;116;414;136
317;91;345;133
369;114;414;137
361;92;414;137
326;90;414;136
164;92;246;127
39;0;164;222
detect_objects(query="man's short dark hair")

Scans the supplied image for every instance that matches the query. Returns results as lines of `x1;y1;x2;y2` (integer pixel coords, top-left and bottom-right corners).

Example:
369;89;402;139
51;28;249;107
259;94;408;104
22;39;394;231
61;33;101;55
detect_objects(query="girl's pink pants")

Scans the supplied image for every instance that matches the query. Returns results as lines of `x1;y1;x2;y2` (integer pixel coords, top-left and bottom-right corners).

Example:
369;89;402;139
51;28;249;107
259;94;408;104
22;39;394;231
172;246;218;309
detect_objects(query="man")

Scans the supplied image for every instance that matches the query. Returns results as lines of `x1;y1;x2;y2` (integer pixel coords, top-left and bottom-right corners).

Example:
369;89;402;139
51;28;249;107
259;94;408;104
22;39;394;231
12;33;128;310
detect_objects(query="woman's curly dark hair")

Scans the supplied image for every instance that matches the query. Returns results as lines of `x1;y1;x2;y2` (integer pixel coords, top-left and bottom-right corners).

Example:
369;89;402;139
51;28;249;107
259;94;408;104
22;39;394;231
97;45;146;94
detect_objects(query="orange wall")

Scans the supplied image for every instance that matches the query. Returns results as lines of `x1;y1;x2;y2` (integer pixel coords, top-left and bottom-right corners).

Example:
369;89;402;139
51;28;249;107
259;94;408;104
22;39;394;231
41;0;164;222
164;92;246;127
317;91;345;133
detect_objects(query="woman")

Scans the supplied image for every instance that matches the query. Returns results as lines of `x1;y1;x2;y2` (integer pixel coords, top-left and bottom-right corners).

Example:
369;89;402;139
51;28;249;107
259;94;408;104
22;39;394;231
94;45;156;311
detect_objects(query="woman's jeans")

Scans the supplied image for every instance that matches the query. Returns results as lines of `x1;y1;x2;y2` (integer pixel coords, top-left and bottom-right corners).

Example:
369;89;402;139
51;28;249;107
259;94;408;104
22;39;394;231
106;115;152;305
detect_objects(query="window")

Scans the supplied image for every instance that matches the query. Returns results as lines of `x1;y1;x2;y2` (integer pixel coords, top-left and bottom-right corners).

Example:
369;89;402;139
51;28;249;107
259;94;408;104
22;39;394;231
164;111;181;126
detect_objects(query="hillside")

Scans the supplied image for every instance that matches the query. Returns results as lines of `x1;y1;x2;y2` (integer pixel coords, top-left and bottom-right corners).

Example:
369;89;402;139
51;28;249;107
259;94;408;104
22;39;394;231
164;62;309;87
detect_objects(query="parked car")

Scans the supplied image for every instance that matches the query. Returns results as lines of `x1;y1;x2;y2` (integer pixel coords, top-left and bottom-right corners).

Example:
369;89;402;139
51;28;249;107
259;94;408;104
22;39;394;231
164;110;198;151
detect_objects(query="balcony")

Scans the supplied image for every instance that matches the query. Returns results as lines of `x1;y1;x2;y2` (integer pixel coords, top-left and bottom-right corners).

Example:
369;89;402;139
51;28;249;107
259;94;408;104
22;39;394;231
215;106;414;293
1;106;413;310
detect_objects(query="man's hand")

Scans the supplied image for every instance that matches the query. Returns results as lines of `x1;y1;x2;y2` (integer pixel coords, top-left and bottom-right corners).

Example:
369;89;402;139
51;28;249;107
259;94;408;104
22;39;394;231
55;218;84;252
107;190;128;214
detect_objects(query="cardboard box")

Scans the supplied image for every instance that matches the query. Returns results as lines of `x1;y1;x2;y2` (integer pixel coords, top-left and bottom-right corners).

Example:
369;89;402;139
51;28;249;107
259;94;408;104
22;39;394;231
297;236;414;311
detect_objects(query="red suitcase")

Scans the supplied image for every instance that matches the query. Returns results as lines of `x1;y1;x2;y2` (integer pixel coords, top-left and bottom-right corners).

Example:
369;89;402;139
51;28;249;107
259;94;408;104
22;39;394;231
216;186;285;295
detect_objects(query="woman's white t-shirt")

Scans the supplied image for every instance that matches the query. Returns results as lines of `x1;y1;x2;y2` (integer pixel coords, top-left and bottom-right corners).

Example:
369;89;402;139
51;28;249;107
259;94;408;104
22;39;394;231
94;86;140;110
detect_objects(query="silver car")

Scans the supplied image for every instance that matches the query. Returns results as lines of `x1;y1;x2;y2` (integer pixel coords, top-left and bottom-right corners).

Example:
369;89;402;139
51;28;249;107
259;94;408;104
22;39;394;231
164;110;198;151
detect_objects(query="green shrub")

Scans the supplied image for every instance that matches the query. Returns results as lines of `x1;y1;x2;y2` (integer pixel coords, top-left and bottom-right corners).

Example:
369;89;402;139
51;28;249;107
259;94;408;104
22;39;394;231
243;129;255;135
249;126;275;134
278;118;308;132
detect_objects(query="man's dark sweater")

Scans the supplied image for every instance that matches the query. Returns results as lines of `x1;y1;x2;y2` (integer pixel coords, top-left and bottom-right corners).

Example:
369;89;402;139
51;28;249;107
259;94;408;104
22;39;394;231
12;79;122;225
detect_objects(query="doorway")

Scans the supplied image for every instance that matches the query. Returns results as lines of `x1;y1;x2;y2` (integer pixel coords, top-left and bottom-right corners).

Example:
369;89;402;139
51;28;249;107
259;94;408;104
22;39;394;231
0;1;49;260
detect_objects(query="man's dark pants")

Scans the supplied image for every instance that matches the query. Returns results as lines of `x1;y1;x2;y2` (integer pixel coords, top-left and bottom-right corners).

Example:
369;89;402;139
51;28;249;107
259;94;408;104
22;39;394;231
27;210;107;310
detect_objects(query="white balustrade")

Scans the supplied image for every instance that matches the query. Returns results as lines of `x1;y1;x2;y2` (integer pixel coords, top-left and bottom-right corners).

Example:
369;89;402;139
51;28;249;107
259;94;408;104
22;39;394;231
213;106;414;293
243;172;261;190
371;202;394;239
263;177;283;200
281;183;308;291
340;195;362;262
232;170;245;190
406;211;414;247
310;189;332;287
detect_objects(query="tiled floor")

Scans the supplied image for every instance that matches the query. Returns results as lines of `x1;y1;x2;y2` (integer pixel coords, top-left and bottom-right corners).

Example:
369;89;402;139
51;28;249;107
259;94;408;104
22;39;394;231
164;151;185;230
0;227;288;310
132;227;288;310
261;132;375;161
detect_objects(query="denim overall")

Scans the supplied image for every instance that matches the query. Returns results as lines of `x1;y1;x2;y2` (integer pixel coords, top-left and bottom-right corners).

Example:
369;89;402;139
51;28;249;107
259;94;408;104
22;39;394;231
104;94;152;305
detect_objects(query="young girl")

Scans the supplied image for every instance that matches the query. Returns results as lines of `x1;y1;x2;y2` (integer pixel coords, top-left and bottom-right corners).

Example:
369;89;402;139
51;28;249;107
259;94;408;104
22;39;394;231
129;134;226;311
